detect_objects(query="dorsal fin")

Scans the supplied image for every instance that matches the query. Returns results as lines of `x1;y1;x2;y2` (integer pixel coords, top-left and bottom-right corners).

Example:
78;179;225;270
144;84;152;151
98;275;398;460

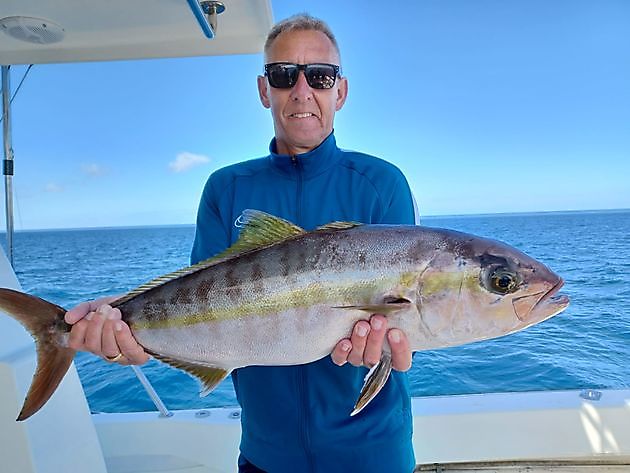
113;210;305;306
315;221;363;232
233;209;305;250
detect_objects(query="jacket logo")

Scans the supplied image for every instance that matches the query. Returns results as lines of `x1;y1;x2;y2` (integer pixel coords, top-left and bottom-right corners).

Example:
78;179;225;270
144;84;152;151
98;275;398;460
234;213;247;228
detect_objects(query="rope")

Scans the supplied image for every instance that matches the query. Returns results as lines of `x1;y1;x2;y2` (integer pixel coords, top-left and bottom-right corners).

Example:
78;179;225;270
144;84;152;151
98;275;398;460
0;64;33;124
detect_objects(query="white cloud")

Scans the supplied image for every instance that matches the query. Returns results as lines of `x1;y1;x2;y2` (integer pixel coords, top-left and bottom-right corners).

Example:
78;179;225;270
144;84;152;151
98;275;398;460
45;183;63;193
81;163;107;176
168;152;210;173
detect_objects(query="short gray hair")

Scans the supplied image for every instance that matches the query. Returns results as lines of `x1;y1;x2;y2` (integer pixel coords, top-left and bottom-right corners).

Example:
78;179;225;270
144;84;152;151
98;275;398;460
264;14;341;63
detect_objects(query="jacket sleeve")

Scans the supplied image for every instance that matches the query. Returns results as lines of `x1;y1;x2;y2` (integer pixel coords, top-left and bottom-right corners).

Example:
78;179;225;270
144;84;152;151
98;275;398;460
379;170;417;226
190;175;232;265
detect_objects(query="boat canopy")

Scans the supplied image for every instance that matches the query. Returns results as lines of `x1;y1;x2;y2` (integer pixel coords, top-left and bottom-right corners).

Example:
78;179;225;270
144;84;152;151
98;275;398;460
0;0;273;65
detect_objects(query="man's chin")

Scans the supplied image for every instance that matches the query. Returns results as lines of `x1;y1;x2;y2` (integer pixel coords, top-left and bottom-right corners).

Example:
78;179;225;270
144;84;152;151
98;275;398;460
277;131;328;154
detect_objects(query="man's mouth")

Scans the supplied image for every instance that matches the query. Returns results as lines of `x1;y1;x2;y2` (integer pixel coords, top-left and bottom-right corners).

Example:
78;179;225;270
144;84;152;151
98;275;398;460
289;112;316;118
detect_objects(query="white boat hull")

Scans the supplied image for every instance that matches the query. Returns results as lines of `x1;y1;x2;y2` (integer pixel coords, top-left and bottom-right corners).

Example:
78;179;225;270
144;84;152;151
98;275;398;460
89;389;630;473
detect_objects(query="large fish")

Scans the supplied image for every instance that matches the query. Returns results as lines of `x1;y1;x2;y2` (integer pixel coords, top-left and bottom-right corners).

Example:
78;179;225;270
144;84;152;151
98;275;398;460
0;210;569;421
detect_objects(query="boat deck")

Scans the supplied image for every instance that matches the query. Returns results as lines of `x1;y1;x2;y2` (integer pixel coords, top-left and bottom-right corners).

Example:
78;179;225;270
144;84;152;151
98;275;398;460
100;458;630;473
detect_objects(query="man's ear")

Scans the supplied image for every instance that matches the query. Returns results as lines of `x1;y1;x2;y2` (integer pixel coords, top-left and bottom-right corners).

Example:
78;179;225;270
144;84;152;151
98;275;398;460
335;76;348;111
257;75;271;109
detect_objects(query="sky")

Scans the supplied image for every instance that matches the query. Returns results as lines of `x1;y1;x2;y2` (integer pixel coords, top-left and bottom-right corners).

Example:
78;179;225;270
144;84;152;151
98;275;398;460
1;0;629;230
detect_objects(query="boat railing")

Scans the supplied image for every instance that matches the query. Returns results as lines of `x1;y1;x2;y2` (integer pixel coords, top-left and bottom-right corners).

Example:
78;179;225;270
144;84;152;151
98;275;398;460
130;365;173;418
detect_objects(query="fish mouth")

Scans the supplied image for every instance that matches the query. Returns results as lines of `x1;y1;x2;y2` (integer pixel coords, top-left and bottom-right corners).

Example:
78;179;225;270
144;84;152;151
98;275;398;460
512;278;570;322
534;278;568;311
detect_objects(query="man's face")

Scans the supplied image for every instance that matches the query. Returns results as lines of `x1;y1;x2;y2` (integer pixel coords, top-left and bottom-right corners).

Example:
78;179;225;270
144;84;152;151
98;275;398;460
257;29;348;156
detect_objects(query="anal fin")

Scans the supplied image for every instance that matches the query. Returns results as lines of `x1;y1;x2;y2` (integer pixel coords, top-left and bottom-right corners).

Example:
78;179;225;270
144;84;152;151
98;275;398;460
350;352;393;416
152;354;231;397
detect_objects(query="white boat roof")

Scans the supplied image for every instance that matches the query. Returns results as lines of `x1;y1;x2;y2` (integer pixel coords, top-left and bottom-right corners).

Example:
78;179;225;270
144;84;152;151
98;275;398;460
0;0;273;65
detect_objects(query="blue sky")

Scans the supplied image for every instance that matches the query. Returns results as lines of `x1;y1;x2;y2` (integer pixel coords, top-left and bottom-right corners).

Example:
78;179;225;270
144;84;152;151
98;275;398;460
2;0;629;230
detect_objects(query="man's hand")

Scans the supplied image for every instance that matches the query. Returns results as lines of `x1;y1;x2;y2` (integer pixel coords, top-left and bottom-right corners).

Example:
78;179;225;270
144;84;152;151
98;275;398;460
330;314;412;371
65;296;150;365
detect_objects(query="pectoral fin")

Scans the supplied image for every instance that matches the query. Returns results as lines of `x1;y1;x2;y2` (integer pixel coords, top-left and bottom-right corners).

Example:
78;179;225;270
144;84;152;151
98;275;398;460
333;302;410;314
351;352;392;416
152;354;231;397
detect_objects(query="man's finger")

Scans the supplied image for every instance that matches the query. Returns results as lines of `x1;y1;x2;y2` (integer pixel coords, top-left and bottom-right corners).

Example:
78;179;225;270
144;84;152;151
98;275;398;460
65;296;121;324
114;321;150;365
65;301;93;324
388;329;412;372
67;319;88;351
330;339;352;366
347;321;370;366
84;309;107;355
102;318;122;359
362;315;387;367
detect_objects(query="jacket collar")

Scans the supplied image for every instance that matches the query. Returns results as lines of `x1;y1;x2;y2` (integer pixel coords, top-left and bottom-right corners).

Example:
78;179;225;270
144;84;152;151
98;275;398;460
268;132;340;179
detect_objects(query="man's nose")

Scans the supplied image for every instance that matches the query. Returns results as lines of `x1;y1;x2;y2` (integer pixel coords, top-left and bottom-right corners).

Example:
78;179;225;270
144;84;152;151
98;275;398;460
289;71;313;101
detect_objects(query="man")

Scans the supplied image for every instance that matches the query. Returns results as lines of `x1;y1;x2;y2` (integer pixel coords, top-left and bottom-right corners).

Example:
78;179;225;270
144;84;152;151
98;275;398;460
66;14;417;472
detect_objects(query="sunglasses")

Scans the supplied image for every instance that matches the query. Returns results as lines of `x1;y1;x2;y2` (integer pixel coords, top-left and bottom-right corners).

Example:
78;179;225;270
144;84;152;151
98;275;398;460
264;62;341;89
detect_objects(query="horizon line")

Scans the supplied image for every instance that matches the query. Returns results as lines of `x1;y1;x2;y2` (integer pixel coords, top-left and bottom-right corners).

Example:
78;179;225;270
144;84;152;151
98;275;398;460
2;207;629;233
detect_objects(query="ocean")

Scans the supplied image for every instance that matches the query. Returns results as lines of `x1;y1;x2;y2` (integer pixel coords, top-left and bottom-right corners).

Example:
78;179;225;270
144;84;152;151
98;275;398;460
7;210;630;413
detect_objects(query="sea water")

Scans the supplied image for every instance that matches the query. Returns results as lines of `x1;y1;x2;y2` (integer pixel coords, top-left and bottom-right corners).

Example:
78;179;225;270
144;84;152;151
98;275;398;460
7;210;630;413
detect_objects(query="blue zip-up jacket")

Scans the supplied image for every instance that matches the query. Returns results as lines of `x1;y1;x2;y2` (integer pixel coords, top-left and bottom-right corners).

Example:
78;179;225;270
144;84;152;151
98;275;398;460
191;133;416;472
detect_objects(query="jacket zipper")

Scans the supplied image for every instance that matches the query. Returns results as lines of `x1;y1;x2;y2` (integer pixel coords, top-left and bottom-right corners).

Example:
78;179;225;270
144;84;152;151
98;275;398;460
292;155;313;471
292;155;303;224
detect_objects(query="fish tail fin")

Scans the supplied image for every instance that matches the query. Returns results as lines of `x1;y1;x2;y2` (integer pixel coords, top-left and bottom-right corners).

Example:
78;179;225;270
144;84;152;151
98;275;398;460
0;288;75;421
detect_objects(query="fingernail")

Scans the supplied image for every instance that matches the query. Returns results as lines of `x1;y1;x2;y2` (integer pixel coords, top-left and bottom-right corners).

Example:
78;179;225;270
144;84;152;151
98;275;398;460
341;341;351;352
107;310;117;320
115;322;123;332
356;325;368;337
390;330;401;343
86;312;93;321
372;318;383;330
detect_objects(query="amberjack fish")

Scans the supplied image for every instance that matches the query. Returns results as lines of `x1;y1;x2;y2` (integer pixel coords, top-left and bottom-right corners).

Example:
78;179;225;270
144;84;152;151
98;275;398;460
0;210;569;420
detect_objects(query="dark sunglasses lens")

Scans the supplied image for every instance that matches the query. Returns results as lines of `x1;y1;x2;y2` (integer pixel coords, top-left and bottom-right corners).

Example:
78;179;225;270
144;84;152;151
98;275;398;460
267;64;298;88
305;65;337;89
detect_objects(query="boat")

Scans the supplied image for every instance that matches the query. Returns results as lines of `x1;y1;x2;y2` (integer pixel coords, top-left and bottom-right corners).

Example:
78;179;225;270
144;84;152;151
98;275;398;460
1;1;629;471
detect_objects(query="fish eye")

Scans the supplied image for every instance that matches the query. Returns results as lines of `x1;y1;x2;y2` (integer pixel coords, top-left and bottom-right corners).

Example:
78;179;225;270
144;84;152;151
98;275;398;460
489;269;519;294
